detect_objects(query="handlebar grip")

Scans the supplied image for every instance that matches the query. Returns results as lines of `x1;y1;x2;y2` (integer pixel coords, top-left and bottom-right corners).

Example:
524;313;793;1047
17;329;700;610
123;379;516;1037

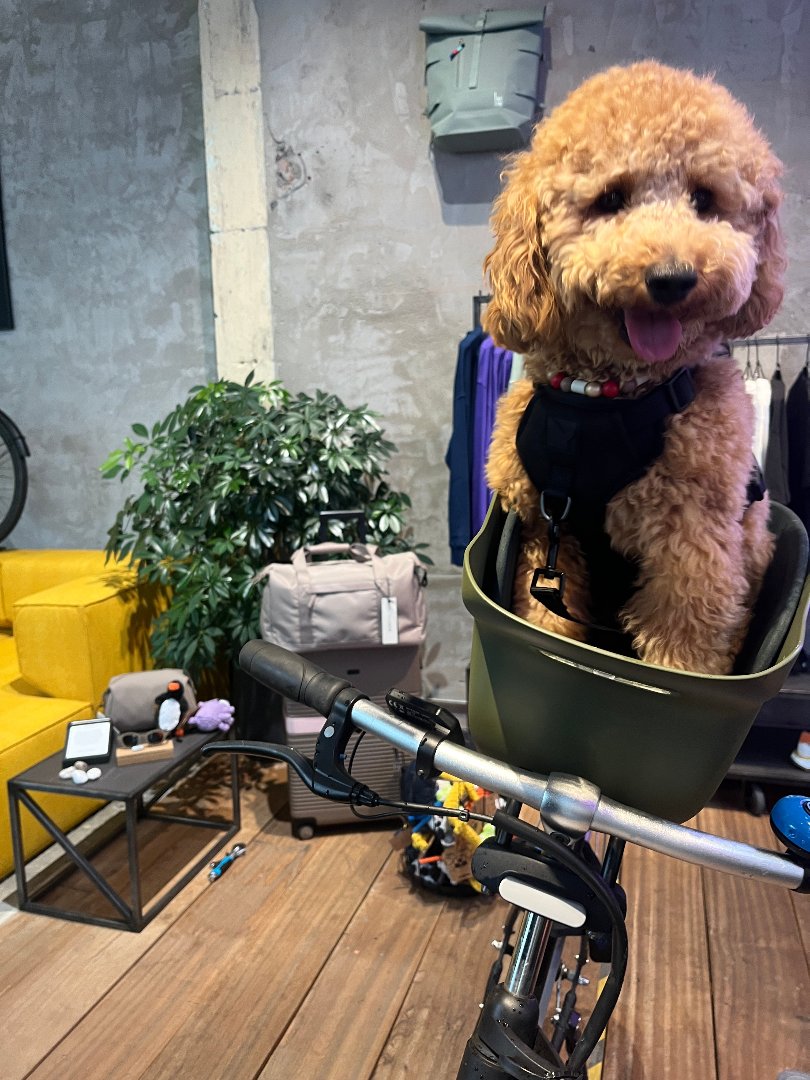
238;640;352;718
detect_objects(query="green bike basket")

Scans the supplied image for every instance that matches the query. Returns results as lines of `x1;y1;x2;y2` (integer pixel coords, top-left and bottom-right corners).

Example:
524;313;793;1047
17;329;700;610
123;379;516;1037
463;499;810;823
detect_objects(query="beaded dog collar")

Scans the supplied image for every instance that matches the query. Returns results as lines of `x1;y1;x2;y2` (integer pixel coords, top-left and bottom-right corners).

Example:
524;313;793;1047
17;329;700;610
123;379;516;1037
549;371;651;399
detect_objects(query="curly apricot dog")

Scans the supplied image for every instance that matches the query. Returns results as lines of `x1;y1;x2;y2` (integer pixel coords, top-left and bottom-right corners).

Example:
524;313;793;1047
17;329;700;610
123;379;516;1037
484;61;784;674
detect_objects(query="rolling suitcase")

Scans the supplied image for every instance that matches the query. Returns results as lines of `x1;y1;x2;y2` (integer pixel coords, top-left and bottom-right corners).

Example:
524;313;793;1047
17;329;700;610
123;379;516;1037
257;511;429;838
284;645;422;838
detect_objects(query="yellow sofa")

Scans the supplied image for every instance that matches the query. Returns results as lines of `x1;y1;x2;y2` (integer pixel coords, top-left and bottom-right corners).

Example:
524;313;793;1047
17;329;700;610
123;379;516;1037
0;550;161;880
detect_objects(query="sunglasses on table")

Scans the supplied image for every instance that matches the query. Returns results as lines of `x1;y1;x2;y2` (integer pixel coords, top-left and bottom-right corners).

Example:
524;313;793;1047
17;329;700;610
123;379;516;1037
117;729;172;749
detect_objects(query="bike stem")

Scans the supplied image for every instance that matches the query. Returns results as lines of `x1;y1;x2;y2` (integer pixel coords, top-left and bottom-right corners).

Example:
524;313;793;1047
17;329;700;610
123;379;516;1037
504;912;552;998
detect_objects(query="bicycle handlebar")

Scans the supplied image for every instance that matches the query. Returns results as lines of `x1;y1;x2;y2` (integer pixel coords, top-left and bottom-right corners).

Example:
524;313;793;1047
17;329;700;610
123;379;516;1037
239;640;352;717
236;640;809;893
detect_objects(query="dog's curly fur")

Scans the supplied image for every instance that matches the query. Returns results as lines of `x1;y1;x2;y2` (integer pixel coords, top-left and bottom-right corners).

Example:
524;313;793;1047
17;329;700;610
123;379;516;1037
484;61;785;674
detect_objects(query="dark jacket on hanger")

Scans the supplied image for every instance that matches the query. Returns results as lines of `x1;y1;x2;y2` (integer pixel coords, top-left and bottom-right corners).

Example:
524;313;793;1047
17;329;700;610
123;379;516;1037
786;366;810;670
787;367;810;533
764;368;790;505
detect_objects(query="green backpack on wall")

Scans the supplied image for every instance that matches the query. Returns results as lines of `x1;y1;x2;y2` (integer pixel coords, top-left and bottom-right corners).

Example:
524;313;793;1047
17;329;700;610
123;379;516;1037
419;8;545;154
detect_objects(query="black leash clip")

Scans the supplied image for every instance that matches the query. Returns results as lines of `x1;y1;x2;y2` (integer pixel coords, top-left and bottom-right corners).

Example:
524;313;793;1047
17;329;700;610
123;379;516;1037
531;492;572;605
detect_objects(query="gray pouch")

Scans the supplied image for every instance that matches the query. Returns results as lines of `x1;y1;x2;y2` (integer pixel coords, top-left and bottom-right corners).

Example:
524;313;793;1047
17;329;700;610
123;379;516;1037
102;669;198;732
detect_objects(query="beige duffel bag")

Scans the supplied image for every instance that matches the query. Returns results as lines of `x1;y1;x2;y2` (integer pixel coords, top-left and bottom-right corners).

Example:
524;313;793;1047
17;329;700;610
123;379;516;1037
258;541;427;652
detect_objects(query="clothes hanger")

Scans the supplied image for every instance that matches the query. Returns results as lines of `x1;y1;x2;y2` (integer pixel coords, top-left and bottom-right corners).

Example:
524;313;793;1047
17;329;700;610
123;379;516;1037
773;336;783;381
747;345;760;384
753;337;765;380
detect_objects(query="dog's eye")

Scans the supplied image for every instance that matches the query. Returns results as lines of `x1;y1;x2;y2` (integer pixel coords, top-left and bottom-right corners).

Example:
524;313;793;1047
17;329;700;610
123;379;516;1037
593;188;627;215
691;187;714;214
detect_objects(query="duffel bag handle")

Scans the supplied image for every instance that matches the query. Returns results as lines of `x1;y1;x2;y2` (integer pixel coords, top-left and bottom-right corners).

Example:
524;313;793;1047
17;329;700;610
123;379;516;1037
292;541;379;565
317;509;367;543
250;540;380;587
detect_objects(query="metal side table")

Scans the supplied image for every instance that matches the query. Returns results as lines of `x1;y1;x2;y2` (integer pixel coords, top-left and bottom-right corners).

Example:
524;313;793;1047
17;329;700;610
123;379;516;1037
8;730;240;931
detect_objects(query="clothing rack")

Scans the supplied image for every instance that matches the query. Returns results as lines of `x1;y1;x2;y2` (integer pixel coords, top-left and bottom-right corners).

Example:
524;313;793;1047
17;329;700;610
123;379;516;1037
732;334;810;377
730;334;810;349
473;293;492;330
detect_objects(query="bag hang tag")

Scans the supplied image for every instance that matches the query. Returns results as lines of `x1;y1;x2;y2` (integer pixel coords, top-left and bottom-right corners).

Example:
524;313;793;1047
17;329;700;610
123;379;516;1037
381;596;399;644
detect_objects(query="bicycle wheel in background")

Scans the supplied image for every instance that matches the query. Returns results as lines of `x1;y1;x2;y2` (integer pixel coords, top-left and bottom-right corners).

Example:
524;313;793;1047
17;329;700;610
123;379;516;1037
0;408;29;543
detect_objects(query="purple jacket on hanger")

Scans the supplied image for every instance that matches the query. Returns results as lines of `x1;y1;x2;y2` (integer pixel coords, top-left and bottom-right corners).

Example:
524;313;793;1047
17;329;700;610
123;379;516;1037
446;328;485;565
471;336;513;535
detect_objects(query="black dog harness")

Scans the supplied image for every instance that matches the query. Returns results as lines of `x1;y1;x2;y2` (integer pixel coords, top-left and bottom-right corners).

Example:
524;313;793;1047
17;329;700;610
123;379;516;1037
515;367;697;651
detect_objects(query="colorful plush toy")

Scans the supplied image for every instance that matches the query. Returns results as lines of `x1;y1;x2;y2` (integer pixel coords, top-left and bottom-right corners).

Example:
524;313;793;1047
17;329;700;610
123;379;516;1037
187;698;236;733
400;771;496;894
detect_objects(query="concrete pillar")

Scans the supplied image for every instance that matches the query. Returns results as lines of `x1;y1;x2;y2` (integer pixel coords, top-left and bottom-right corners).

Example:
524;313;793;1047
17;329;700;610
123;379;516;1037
198;0;274;382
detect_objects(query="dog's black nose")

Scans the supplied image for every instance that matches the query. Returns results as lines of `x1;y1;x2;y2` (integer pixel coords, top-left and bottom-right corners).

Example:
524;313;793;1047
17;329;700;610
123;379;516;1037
645;263;698;306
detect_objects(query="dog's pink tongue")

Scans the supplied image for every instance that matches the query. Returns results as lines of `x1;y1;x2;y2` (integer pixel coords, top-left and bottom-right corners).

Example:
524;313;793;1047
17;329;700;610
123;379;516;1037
623;308;683;363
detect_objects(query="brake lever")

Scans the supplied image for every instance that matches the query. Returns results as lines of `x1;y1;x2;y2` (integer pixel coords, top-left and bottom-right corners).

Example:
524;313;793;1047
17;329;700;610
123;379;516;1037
204;740;317;785
203;738;379;806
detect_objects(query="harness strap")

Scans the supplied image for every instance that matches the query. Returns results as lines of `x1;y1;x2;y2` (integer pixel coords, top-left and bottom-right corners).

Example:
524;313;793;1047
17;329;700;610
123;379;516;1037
524;367;697;639
529;496;627;637
530;459;767;639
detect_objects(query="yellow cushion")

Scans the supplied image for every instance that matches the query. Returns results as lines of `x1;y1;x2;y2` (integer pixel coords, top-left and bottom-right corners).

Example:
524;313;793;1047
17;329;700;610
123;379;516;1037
0;689;103;880
13;571;162;710
0;550;116;627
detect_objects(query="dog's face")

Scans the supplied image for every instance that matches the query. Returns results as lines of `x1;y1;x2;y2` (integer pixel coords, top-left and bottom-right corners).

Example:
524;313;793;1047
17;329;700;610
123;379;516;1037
484;62;785;379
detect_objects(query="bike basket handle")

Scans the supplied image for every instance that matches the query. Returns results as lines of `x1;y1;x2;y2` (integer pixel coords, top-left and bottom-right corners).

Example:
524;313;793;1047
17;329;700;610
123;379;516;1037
239;640;352;718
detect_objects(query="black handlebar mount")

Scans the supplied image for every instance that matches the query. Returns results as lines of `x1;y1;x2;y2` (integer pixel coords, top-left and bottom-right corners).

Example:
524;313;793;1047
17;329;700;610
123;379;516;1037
202;641;380;808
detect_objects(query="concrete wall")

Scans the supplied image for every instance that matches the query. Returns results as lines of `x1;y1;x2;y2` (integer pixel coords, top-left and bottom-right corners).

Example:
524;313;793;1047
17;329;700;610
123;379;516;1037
0;0;215;548
258;0;810;698
0;0;807;698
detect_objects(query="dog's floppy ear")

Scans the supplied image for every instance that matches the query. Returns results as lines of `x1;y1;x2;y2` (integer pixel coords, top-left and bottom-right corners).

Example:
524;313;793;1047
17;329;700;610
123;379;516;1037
483;165;560;352
721;186;786;340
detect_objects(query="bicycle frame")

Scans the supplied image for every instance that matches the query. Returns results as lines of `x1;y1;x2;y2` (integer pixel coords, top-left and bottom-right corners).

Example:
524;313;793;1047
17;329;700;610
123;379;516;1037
348;693;808;1076
205;641;810;1080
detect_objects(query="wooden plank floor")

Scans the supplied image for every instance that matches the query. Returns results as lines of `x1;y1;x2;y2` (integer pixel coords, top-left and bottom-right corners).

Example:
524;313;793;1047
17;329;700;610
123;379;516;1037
0;761;808;1080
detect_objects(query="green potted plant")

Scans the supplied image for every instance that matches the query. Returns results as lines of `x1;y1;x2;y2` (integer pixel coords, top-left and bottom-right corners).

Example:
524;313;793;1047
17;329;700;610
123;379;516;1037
101;375;428;708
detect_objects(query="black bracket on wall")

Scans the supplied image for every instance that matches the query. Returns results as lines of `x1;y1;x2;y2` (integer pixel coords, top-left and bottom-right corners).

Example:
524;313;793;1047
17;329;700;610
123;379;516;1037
0;156;13;331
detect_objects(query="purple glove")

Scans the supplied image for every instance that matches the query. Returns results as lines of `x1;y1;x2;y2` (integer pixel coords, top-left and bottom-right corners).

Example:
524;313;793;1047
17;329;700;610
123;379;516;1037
188;698;235;732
